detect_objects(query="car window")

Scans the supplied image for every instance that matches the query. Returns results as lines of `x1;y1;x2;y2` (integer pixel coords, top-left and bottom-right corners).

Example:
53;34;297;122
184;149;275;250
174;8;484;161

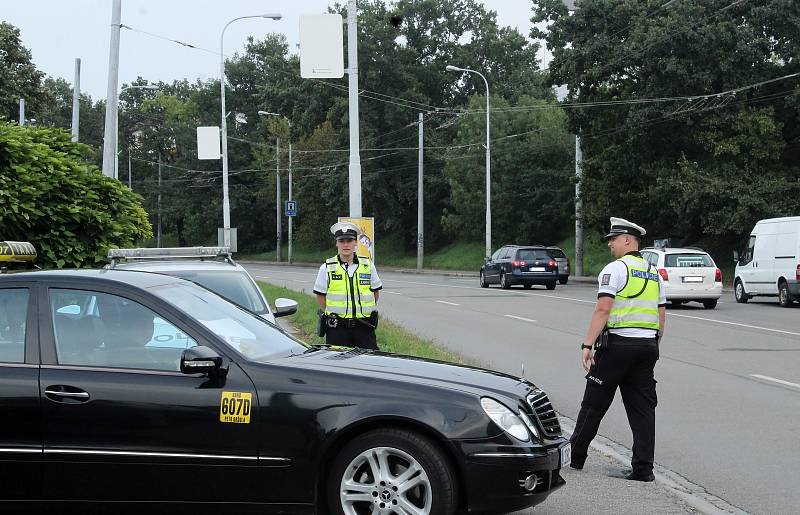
517;249;549;261
50;289;197;371
641;252;659;266
147;281;307;361
161;269;268;315
0;288;29;363
664;254;714;267
546;248;566;259
490;248;503;261
497;247;510;260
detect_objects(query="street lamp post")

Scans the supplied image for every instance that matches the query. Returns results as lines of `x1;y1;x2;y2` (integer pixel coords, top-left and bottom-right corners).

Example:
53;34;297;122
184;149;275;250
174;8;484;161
220;14;282;248
259;111;293;264
116;84;157;182
446;65;491;261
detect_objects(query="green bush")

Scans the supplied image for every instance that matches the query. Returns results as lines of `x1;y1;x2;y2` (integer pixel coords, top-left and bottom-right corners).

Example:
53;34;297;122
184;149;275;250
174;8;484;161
0;124;151;268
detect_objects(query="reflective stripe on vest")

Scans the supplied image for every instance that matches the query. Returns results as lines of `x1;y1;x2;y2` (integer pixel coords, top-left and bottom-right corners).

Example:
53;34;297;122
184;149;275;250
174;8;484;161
324;255;376;319
607;255;660;330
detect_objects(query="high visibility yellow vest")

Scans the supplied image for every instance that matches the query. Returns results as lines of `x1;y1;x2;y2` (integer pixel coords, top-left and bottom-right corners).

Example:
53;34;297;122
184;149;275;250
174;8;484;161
324;255;376;319
607;255;660;331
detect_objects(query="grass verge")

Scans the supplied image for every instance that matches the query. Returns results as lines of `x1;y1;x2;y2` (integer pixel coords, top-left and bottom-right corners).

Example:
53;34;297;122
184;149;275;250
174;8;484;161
257;281;475;365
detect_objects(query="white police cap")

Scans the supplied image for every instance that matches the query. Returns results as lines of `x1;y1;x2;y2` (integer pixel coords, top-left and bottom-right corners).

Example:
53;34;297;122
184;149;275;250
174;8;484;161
330;221;362;240
605;217;646;239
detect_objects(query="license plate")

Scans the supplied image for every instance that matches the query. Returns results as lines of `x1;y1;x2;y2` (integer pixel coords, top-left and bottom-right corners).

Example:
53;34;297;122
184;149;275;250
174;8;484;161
682;276;703;283
529;266;545;272
560;443;571;468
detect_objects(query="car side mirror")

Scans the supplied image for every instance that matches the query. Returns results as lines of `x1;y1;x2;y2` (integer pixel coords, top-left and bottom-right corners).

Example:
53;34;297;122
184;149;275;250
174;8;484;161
181;346;226;377
273;298;298;318
732;250;739;263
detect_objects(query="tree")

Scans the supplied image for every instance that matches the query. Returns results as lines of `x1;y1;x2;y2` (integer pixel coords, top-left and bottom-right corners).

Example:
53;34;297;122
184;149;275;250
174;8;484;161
0;123;151;268
0;22;46;122
532;0;800;251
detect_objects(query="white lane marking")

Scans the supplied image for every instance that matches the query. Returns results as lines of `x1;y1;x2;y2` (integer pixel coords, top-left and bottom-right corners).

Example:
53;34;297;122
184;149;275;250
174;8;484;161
750;374;800;389
505;315;537;323
435;300;460;306
383;291;402;295
669;313;800;337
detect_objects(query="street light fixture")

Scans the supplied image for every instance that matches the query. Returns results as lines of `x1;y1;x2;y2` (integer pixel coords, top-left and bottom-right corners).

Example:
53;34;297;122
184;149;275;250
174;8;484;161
116;84;157;182
220;13;282;249
446;64;492;261
258;111;293;263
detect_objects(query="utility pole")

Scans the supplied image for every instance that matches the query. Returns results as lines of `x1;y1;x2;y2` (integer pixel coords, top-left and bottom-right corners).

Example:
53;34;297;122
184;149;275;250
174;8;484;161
102;0;122;178
575;134;584;276
18;98;25;126
288;135;293;264
346;0;362;217
157;154;162;248
127;147;132;189
71;58;80;142
276;137;282;262
417;113;424;271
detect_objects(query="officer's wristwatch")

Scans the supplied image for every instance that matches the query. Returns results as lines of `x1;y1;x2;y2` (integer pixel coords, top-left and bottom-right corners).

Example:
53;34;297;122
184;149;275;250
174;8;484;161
580;343;593;350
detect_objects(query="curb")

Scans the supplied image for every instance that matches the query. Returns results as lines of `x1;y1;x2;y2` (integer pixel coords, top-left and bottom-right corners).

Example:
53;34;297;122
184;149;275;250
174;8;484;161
558;416;748;515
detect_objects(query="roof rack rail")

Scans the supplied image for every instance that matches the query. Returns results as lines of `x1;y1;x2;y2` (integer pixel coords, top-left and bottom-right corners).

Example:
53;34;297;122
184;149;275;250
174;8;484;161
107;246;234;267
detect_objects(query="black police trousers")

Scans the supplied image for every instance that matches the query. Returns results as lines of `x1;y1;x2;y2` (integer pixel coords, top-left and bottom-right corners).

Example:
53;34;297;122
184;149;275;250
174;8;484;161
570;336;659;476
325;324;378;350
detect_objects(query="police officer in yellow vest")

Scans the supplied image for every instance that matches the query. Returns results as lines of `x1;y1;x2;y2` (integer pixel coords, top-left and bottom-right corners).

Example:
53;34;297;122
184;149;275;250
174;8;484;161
314;222;382;349
570;217;666;482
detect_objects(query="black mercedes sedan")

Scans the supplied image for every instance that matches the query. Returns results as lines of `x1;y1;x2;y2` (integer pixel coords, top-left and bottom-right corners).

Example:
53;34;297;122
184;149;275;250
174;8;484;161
0;269;568;514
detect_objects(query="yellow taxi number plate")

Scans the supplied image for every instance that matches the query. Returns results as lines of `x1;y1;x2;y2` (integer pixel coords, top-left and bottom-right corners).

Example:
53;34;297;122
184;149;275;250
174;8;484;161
219;391;252;424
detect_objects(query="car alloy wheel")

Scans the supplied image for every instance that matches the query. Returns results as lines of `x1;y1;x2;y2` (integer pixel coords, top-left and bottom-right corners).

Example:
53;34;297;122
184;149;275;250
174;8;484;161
329;429;457;515
480;271;488;288
735;280;749;303
500;272;510;289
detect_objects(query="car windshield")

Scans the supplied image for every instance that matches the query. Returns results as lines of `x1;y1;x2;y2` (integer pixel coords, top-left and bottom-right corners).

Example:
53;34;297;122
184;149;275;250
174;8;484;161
546;248;566;259
147;281;307;360
517;249;550;261
160;270;268;315
665;253;714;267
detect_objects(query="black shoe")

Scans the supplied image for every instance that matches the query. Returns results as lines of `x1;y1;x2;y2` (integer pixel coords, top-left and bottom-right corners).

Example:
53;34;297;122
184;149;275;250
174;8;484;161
624;471;655;482
569;461;584;470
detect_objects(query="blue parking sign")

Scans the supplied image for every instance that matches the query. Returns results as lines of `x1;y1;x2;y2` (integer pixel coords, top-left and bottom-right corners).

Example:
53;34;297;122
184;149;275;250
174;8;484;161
285;201;297;217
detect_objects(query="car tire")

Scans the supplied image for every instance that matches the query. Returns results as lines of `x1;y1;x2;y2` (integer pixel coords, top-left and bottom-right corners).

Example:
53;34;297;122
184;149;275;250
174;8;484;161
702;299;718;309
523;284;532;290
734;279;749;304
546;281;556;290
328;428;458;515
479;271;488;288
778;281;793;307
500;272;511;289
559;276;568;285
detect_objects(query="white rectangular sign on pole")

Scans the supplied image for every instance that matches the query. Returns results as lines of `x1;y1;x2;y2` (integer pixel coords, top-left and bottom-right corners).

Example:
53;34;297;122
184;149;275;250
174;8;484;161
299;14;344;78
197;126;221;160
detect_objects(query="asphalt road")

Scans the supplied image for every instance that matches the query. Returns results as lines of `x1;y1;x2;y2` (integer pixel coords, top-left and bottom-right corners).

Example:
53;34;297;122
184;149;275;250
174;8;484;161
247;263;799;514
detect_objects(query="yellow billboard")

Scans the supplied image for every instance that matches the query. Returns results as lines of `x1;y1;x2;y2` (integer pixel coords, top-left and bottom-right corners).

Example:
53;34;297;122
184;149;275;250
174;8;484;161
338;216;375;262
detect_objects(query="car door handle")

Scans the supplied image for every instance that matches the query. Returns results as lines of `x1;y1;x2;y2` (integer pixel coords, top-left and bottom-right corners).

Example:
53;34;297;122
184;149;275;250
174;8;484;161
45;386;90;402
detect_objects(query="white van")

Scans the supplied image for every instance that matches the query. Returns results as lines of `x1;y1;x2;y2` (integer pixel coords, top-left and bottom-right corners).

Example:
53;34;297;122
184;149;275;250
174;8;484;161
734;216;800;307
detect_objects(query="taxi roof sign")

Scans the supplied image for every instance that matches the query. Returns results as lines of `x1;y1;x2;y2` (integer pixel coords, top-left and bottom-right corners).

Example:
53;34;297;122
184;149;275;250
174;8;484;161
0;241;37;263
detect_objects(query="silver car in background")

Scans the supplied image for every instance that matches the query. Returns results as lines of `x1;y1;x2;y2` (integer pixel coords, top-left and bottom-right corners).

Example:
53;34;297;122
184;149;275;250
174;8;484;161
107;247;297;323
546;246;570;284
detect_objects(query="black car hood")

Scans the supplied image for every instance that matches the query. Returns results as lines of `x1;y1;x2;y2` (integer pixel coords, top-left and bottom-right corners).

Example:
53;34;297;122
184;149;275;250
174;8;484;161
283;348;538;401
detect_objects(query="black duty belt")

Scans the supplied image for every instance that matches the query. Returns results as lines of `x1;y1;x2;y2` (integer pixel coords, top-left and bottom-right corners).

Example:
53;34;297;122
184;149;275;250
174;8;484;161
607;334;657;346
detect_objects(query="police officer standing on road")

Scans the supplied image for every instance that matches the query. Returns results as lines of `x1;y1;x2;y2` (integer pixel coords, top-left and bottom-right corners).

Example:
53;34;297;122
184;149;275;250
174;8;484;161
570;217;666;482
314;222;383;349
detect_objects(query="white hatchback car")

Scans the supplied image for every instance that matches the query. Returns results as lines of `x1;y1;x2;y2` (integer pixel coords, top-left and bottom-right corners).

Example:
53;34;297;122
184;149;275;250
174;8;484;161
640;247;723;309
107;247;297;323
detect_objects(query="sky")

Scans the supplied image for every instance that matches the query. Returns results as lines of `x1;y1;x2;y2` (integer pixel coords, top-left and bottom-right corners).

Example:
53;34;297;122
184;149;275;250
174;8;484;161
3;0;550;101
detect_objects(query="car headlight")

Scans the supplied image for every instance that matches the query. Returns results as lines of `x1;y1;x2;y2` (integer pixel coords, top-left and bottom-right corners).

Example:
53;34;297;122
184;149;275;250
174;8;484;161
480;397;530;442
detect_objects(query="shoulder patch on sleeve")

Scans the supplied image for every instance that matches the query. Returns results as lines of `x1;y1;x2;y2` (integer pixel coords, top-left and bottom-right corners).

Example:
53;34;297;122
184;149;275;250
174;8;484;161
601;274;611;286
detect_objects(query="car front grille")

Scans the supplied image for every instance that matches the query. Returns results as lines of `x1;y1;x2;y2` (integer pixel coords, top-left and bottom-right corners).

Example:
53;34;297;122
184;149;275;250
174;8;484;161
527;389;561;437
